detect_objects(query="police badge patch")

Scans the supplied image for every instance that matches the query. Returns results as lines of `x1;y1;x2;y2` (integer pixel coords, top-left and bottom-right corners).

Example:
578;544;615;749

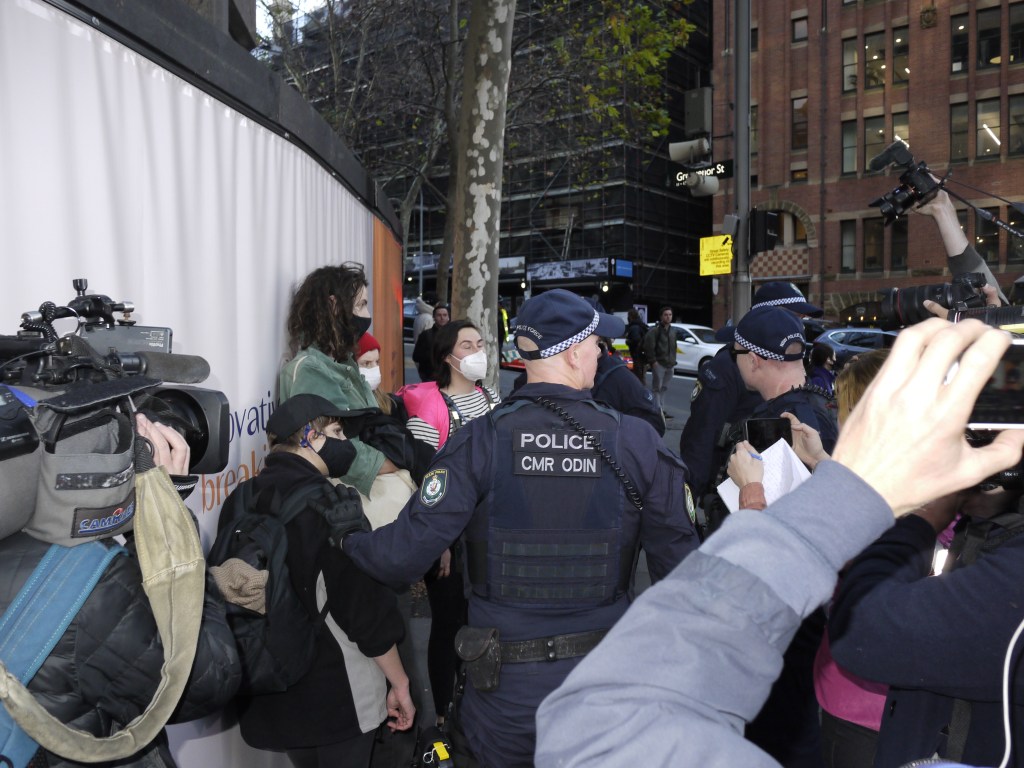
685;483;697;526
690;382;702;402
421;468;448;506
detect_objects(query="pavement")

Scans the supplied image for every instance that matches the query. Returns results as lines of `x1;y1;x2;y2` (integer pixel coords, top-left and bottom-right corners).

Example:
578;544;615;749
369;349;698;766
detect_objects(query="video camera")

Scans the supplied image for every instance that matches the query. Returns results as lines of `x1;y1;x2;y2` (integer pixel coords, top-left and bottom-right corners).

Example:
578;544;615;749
0;279;228;474
842;272;991;331
868;140;943;225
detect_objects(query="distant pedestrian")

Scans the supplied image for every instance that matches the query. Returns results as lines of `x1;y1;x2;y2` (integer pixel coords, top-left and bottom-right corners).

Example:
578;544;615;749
642;306;680;419
412;297;434;344
412;303;450;382
624;308;649;383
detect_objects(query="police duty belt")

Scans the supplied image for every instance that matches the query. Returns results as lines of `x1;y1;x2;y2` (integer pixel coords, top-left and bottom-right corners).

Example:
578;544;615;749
502;629;609;663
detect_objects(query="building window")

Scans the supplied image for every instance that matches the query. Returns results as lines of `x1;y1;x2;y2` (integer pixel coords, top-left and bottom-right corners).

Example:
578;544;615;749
751;27;759;53
1012;4;1024;64
893;26;909;85
951;103;969;162
977;99;1001;159
863;218;884;271
841;220;856;273
891;217;908;271
976;207;1000;264
792;97;808;150
843;38;858;92
793;17;808;43
794;215;807;244
892;112;909;146
751;105;759;155
1011;96;1024;156
1009;205;1024;263
863;116;886;170
842;120;857;174
951;14;969;74
978;8;1002;70
864;32;886;89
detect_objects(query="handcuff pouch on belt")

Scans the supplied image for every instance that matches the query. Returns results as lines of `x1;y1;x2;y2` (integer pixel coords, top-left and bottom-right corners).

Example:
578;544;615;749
454;626;501;692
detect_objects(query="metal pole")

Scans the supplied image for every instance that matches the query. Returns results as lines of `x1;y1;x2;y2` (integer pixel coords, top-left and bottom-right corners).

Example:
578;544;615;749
732;0;752;319
418;185;425;296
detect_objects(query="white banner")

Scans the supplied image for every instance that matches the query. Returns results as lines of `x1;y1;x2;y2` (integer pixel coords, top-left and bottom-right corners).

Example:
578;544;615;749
0;2;382;764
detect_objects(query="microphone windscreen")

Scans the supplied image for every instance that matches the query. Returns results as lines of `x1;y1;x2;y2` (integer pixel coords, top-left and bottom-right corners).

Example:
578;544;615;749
137;352;210;384
868;154;889;172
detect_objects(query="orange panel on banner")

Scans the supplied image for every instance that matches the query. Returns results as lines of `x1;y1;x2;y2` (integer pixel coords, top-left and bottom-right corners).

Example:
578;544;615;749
373;220;405;391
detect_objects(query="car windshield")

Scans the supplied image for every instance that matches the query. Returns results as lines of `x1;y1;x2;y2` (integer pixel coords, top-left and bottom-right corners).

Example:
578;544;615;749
688;327;719;344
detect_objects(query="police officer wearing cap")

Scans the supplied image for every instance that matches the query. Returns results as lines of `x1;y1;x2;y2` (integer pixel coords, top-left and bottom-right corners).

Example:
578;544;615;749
680;283;824;503
717;304;838;767
337;289;699;768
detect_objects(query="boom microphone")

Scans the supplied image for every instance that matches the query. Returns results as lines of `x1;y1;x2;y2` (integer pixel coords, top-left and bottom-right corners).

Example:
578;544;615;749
126;352;210;384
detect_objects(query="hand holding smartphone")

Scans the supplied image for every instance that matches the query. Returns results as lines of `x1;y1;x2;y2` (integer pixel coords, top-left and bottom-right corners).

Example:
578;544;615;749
742;417;793;453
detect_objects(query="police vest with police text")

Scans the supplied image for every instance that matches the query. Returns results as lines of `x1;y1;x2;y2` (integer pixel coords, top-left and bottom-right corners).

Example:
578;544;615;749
464;398;635;608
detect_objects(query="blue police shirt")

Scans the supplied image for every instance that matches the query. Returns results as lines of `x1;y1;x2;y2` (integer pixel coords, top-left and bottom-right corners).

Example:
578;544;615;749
679;346;763;499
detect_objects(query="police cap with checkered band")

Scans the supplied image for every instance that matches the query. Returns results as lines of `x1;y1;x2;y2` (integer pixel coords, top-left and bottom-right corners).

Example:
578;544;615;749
513;289;626;360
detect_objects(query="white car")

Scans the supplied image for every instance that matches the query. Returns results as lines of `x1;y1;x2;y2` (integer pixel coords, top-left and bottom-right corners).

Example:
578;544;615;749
613;323;724;375
654;322;725;375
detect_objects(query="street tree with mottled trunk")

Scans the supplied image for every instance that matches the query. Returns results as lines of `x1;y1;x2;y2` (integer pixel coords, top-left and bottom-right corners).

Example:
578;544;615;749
448;0;516;390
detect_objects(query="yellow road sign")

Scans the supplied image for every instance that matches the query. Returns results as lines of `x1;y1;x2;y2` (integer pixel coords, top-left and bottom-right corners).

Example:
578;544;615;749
700;235;733;276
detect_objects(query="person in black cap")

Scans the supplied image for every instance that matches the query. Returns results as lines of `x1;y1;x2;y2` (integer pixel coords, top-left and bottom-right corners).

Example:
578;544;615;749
336;288;699;768
680;282;824;504
716;305;838;768
232;393;415;768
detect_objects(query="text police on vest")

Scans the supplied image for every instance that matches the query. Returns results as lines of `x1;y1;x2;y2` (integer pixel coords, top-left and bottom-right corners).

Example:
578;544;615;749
513;430;602;477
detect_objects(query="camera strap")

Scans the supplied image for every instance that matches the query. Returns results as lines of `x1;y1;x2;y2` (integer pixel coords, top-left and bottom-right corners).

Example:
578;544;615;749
0;464;204;762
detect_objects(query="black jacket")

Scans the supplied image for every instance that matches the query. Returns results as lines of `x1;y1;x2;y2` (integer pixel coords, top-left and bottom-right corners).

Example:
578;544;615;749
235;452;406;750
412;326;440;382
0;530;241;767
831;513;1024;767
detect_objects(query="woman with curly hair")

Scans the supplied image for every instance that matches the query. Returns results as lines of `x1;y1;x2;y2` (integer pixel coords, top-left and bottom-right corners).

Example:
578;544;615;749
279;263;398;496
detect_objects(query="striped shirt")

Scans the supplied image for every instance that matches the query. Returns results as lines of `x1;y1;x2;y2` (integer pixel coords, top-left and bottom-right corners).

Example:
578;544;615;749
406;386;500;449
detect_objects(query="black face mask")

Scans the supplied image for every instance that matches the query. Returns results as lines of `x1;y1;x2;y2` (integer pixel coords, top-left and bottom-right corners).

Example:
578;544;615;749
351;314;372;343
317;437;357;478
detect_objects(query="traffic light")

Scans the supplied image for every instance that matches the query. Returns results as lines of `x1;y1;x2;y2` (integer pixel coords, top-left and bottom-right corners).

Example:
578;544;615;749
750;209;779;254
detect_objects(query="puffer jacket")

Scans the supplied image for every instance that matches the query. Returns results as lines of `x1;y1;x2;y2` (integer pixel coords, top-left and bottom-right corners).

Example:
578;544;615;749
0;531;241;767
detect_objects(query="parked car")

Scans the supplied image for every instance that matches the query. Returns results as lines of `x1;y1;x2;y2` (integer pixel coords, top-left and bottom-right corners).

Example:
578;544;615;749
664;323;725;375
612;323;724;376
402;298;418;342
815;327;898;368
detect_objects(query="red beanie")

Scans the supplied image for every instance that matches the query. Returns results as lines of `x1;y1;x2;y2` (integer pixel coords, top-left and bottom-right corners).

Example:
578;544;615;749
357;332;381;359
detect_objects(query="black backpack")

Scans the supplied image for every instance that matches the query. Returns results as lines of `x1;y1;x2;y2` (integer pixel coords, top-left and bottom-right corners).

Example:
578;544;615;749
208;480;330;695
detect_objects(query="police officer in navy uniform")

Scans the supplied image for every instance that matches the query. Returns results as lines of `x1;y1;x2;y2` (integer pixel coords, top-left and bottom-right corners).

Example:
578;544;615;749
719;304;838;768
680;283;823;502
338;289;699;768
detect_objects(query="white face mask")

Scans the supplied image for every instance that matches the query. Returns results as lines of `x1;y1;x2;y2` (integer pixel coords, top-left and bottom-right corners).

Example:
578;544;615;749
454;349;488;381
359;365;382;391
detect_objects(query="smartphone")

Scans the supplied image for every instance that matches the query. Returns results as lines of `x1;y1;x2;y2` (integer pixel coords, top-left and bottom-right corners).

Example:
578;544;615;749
742;417;793;453
967;340;1024;429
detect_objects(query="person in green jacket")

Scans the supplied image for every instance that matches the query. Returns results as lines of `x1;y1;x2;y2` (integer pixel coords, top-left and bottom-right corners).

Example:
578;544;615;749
280;263;399;496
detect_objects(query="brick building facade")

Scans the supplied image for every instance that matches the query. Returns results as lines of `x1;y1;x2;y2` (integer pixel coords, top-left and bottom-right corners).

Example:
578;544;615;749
710;0;1024;326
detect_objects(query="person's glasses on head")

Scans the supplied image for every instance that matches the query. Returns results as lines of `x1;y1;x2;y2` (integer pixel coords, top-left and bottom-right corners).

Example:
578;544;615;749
729;346;751;363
